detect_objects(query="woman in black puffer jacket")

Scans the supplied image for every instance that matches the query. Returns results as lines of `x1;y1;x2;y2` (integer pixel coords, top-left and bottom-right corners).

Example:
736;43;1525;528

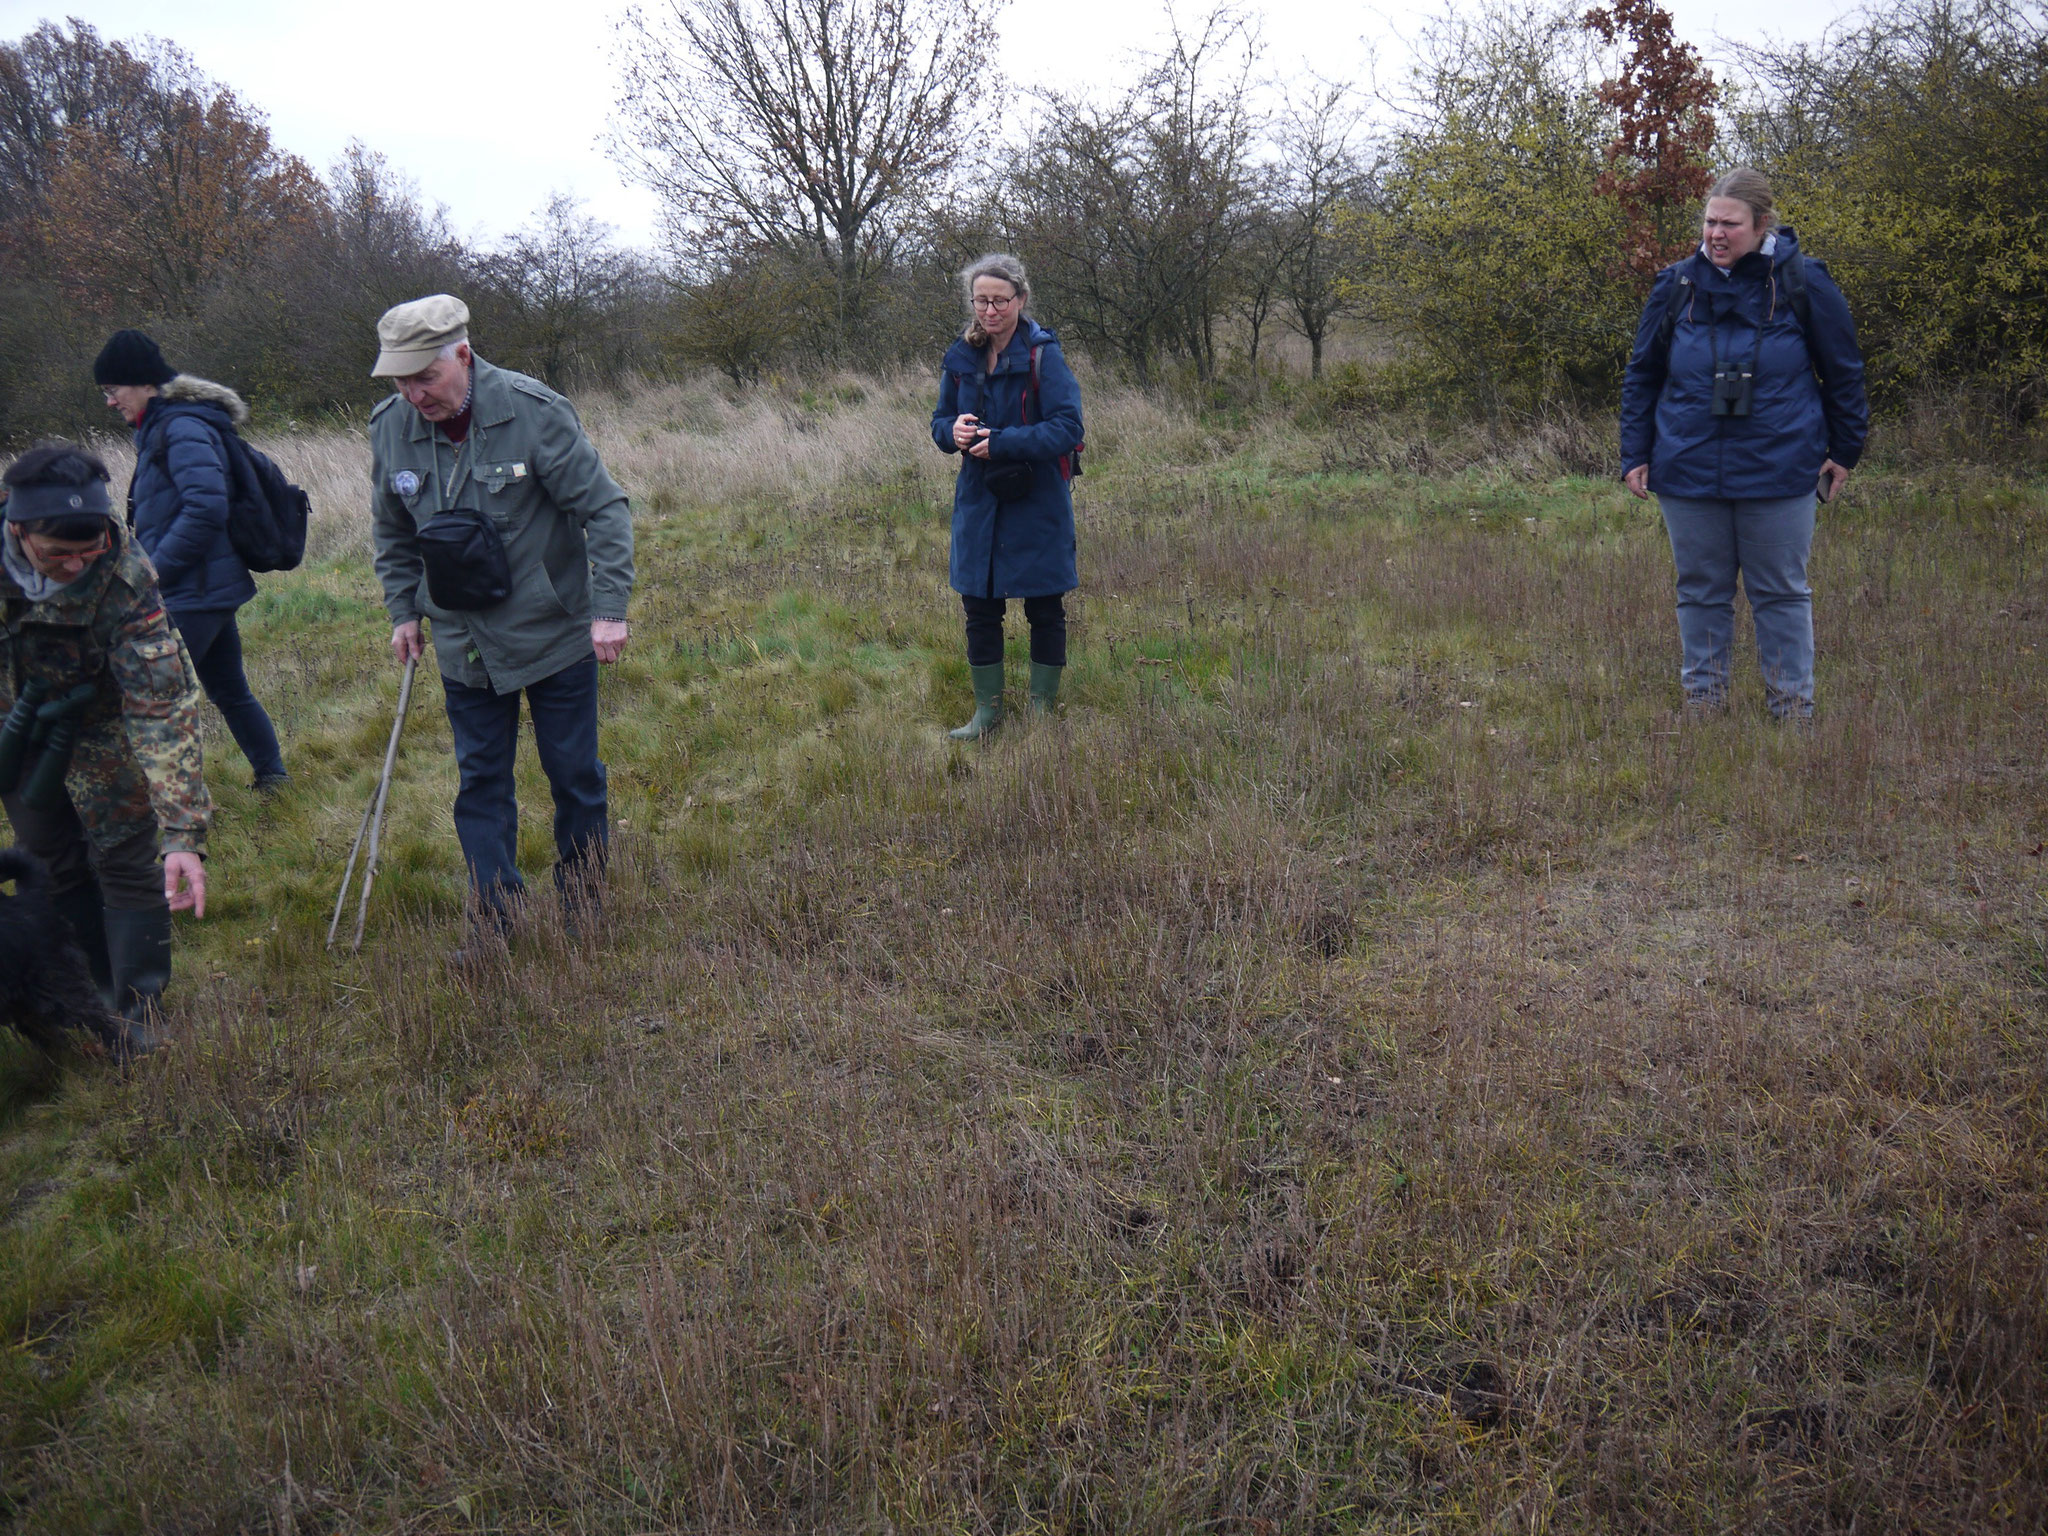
95;329;287;790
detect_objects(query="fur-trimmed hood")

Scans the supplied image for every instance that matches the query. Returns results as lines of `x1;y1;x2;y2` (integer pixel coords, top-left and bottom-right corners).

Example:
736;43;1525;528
157;373;249;426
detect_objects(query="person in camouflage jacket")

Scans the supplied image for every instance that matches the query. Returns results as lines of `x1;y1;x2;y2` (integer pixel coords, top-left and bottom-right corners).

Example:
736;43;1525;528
1;442;212;1056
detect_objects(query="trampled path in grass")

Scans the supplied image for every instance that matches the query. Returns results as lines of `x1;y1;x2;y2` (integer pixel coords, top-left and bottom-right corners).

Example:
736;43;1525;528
3;377;2044;1531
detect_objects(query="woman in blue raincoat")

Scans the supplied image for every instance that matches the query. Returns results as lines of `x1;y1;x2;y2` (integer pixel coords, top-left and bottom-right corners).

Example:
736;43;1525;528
930;253;1084;739
1620;168;1868;720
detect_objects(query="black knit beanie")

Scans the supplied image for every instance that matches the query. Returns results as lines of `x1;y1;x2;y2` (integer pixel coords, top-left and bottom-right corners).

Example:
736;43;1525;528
92;329;177;388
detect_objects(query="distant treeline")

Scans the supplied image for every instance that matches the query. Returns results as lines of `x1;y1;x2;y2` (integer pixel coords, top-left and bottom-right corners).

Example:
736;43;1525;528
1;0;2042;443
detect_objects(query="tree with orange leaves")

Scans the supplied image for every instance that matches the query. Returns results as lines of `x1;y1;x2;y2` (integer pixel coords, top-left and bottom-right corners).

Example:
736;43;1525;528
1582;0;1719;285
31;48;322;317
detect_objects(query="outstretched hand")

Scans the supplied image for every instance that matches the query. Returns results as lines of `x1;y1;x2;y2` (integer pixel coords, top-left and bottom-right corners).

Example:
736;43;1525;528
164;852;206;918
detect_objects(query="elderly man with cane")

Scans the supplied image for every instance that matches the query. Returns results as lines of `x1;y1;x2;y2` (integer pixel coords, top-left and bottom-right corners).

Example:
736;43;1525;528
366;295;635;965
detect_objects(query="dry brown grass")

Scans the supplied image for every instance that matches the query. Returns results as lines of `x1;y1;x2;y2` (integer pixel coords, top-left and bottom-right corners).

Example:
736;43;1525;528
2;378;2044;1532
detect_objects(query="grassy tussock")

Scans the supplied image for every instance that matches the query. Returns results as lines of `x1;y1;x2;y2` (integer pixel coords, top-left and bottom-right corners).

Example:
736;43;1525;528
2;375;2044;1532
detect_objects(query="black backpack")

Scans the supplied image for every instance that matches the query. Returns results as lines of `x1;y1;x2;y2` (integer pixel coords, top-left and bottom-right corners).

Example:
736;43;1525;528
134;418;309;574
1657;249;1828;386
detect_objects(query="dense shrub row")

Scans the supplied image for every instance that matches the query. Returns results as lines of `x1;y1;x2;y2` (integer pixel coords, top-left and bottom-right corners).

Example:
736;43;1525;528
2;0;2042;443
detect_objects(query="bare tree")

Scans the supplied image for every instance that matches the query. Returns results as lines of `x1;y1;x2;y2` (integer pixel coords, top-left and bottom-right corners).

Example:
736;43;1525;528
1272;83;1372;380
0;20;154;226
485;194;642;386
1007;7;1259;385
1226;184;1287;373
611;0;997;352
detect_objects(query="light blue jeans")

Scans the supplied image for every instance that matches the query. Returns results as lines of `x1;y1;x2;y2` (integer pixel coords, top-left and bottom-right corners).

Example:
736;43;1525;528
1657;493;1816;715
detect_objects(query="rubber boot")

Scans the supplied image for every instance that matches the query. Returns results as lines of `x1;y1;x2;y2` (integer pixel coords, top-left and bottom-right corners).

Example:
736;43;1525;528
948;663;1006;741
103;905;173;1060
1028;662;1064;716
49;877;113;1000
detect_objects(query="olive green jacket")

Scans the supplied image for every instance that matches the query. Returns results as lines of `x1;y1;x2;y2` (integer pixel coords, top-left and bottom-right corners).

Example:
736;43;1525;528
369;358;635;693
1;526;211;856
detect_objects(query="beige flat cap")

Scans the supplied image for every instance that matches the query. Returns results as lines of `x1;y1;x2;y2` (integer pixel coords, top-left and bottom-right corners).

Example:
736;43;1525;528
371;293;470;377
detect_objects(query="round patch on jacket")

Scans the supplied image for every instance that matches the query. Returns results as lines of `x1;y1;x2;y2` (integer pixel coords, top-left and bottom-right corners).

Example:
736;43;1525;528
390;470;421;497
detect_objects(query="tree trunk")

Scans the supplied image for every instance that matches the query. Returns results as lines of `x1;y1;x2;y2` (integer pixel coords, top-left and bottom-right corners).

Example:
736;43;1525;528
836;219;860;352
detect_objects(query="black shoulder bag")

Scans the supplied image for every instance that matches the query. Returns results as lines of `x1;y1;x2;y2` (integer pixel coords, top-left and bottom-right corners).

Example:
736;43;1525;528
418;506;511;610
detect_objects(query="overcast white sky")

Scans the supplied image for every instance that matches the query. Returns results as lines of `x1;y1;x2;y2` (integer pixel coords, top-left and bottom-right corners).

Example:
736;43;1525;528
1;0;1862;252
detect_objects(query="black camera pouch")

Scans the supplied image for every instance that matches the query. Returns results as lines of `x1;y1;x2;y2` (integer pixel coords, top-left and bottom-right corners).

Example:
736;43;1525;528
983;459;1035;502
418;508;512;610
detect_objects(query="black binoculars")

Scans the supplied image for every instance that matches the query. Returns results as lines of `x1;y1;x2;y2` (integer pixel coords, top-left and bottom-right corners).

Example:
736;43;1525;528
1711;367;1755;418
0;679;97;807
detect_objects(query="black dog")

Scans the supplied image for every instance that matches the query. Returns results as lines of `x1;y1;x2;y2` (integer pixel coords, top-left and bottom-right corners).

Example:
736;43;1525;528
0;846;117;1056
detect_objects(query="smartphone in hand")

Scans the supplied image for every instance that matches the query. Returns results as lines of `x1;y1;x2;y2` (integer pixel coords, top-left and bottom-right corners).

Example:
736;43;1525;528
1816;471;1834;503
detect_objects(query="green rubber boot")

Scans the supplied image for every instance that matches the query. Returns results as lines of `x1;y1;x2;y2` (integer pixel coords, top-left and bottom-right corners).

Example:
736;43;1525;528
948;663;1007;740
1028;662;1064;715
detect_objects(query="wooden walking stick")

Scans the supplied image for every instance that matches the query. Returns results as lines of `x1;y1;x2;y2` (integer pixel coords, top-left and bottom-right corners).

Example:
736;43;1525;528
327;656;417;951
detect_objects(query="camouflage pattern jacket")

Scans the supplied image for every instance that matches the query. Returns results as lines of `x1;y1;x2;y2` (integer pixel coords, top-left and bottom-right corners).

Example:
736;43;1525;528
0;526;211;856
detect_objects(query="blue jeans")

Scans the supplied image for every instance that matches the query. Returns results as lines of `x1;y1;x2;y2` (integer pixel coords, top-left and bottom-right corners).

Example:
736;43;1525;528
171;608;286;780
440;657;608;922
1657;494;1817;715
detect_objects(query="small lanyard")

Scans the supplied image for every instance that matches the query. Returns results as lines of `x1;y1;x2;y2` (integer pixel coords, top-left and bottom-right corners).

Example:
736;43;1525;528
426;377;482;513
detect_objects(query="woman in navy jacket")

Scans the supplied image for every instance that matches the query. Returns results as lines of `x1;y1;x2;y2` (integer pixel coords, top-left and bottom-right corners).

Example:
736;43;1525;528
930;253;1085;739
95;330;287;788
1620;168;1868;719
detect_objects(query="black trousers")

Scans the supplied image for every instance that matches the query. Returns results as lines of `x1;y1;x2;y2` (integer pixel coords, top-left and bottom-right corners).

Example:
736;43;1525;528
172;608;285;779
962;592;1067;667
2;788;165;911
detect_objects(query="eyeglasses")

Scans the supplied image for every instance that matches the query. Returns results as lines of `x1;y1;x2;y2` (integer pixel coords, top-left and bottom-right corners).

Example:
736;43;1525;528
23;529;110;566
971;294;1019;311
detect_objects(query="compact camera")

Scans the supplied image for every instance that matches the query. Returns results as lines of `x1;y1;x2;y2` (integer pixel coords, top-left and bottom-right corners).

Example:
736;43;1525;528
1711;367;1754;418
